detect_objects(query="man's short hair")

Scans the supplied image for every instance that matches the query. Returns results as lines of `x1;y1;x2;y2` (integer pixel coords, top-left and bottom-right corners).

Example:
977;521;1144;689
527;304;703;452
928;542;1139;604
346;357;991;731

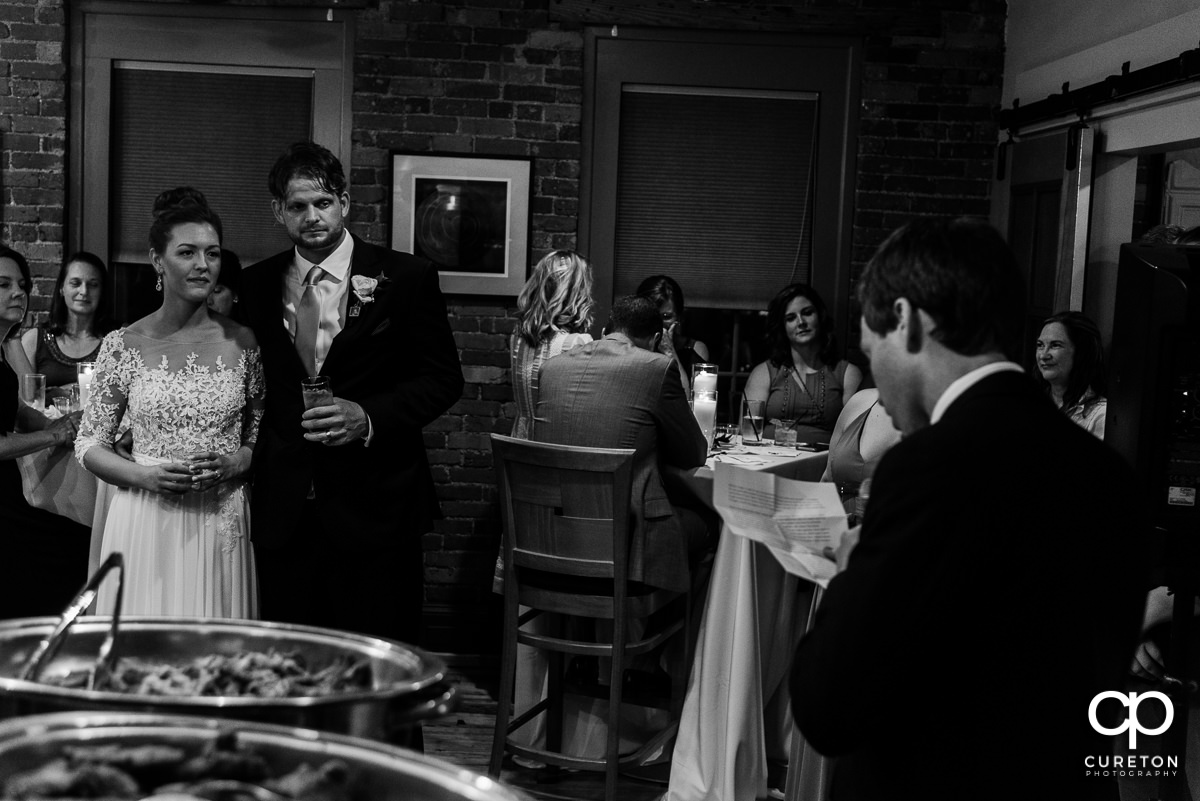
858;217;1025;361
607;295;663;340
268;141;347;200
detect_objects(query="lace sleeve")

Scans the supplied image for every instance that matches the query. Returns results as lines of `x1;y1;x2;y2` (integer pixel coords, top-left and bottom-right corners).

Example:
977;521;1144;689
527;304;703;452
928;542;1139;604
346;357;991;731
75;331;135;464
240;345;266;448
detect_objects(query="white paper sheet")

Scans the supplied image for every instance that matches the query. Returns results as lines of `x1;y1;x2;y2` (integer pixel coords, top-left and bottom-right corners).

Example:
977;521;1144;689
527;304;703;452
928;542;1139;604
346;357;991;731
713;462;848;587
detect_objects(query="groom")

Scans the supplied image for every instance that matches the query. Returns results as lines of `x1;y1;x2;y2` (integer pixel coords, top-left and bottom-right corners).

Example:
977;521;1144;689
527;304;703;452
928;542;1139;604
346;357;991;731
240;141;463;645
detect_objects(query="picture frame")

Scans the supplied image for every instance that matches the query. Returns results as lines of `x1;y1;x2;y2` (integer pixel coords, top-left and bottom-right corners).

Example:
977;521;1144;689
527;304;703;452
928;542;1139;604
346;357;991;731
389;151;533;297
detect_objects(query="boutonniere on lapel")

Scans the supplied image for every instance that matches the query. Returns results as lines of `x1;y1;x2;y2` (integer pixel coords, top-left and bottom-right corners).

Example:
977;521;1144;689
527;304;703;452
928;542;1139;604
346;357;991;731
348;272;390;318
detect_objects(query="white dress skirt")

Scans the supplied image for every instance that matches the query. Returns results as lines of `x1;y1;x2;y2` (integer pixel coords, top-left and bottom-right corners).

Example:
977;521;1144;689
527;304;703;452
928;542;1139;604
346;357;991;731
95;454;257;618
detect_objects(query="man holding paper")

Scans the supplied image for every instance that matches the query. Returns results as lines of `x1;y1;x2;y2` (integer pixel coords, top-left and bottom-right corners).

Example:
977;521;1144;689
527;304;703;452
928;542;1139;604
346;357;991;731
790;218;1149;801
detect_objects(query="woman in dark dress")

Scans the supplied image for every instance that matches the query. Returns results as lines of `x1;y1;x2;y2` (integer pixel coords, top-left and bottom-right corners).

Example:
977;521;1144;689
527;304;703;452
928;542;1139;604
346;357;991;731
0;244;90;619
18;251;114;401
744;283;862;445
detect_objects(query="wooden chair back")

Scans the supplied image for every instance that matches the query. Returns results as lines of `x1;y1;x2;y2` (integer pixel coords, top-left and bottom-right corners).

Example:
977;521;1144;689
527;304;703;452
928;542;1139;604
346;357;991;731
491;433;636;587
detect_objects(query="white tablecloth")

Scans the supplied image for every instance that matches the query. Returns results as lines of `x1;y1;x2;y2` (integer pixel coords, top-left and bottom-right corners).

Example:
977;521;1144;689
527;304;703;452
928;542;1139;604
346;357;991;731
667;449;828;801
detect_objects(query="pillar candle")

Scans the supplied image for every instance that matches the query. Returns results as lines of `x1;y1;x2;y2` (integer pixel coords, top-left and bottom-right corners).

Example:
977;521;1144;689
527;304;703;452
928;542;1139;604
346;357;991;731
693;369;717;395
692;391;718;448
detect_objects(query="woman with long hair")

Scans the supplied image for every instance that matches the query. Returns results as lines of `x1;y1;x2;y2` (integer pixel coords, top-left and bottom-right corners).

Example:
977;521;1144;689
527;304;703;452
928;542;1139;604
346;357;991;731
1034;310;1106;439
18;251;115;400
744;283;862;445
637;274;709;390
0;243;90;618
75;187;264;617
509;249;594;439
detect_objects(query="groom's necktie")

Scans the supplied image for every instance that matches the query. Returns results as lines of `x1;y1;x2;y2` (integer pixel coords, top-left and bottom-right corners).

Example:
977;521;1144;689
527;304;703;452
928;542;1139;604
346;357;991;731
295;265;325;377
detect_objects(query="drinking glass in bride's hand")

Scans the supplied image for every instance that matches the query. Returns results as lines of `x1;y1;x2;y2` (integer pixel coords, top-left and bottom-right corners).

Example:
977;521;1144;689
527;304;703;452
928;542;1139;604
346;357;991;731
169;450;199;474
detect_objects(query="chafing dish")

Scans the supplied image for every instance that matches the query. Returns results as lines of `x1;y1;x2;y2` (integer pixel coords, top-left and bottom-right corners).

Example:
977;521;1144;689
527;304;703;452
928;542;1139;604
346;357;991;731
0;616;456;746
0;711;529;801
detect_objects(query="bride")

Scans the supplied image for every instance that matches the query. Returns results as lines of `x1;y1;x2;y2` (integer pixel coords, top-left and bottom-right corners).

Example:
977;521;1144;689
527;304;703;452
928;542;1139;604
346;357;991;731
75;187;264;618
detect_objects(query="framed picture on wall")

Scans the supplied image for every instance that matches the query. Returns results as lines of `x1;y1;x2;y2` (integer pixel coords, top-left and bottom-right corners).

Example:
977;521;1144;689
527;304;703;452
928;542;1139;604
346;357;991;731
389;151;533;297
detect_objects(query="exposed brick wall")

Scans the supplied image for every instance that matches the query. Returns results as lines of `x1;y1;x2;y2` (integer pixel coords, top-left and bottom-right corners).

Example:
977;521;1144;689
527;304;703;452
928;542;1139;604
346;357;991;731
0;0;67;312
0;0;1005;654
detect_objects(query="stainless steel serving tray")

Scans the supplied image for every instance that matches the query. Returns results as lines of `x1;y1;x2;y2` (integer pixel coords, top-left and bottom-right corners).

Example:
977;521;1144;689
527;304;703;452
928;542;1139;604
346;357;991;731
0;617;456;745
0;711;529;801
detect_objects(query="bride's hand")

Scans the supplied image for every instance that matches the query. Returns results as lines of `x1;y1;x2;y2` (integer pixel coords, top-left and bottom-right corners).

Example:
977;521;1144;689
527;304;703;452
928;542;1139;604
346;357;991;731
145;461;194;495
187;449;249;492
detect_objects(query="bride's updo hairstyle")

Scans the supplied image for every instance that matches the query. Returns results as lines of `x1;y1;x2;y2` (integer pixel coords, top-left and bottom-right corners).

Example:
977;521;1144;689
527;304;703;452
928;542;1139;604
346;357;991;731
149;187;223;254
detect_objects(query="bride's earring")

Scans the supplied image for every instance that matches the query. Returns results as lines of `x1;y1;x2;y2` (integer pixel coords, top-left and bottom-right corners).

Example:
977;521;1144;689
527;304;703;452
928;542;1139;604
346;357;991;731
155;273;163;292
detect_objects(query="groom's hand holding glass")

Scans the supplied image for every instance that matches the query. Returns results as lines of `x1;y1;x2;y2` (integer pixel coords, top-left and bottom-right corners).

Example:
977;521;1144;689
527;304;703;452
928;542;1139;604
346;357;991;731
300;376;367;446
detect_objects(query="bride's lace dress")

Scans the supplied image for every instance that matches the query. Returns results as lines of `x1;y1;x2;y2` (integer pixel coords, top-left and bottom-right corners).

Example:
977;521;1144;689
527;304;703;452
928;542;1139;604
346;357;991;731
75;328;265;618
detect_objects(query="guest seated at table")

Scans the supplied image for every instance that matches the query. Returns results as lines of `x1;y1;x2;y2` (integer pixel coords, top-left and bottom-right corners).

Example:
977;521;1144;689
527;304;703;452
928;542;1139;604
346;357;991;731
535;294;711;590
790;218;1149;801
744;283;861;445
510;250;594;440
18;251;115;402
206;248;244;322
637;274;709;391
0;244;90;620
1034;310;1106;439
822;387;901;525
496;251;596;759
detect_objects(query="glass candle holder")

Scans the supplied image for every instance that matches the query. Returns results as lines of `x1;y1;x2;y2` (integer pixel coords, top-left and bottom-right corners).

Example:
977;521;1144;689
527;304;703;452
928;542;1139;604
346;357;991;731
692;389;718;449
76;362;97;411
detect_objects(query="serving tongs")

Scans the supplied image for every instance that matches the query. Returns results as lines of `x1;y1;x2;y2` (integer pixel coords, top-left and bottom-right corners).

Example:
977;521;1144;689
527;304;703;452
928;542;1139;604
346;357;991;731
19;551;125;690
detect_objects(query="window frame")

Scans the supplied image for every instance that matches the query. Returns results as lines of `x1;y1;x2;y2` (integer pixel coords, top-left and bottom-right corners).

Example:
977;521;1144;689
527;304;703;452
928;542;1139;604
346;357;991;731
68;1;354;260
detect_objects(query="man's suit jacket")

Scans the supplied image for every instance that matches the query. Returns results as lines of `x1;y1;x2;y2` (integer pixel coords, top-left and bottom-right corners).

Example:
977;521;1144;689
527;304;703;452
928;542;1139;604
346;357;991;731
533;333;707;592
239;234;463;549
791;370;1150;801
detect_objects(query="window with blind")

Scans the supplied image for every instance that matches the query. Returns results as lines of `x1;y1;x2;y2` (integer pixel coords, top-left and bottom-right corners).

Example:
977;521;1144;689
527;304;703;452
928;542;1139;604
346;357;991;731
110;64;311;266
613;87;819;308
581;29;860;411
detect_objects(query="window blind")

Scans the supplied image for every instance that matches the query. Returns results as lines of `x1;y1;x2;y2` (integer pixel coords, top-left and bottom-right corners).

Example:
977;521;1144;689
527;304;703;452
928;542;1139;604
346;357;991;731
613;87;819;310
110;66;312;266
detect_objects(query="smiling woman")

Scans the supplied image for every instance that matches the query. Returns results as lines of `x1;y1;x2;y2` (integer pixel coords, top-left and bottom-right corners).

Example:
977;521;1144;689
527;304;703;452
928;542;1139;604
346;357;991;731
18;252;116;400
1034;310;1107;439
74;187;266;619
743;282;862;445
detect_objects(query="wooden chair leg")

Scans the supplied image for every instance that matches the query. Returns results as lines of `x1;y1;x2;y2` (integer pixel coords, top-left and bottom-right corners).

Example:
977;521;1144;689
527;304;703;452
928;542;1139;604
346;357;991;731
546;647;564;754
489;592;519;776
605;608;626;801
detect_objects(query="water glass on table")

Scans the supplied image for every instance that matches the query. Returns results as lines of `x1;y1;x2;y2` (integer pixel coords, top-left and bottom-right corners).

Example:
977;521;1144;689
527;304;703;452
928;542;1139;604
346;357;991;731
740;397;766;445
714;423;740;449
774;418;799;447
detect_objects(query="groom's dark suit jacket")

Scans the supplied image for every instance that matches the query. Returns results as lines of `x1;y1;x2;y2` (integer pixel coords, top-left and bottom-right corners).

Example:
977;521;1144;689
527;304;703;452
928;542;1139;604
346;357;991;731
240;234;463;549
791;370;1151;801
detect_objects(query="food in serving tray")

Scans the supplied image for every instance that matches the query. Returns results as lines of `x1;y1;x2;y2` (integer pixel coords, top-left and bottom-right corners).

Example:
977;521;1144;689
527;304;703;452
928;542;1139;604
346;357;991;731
38;649;372;698
1;731;353;800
